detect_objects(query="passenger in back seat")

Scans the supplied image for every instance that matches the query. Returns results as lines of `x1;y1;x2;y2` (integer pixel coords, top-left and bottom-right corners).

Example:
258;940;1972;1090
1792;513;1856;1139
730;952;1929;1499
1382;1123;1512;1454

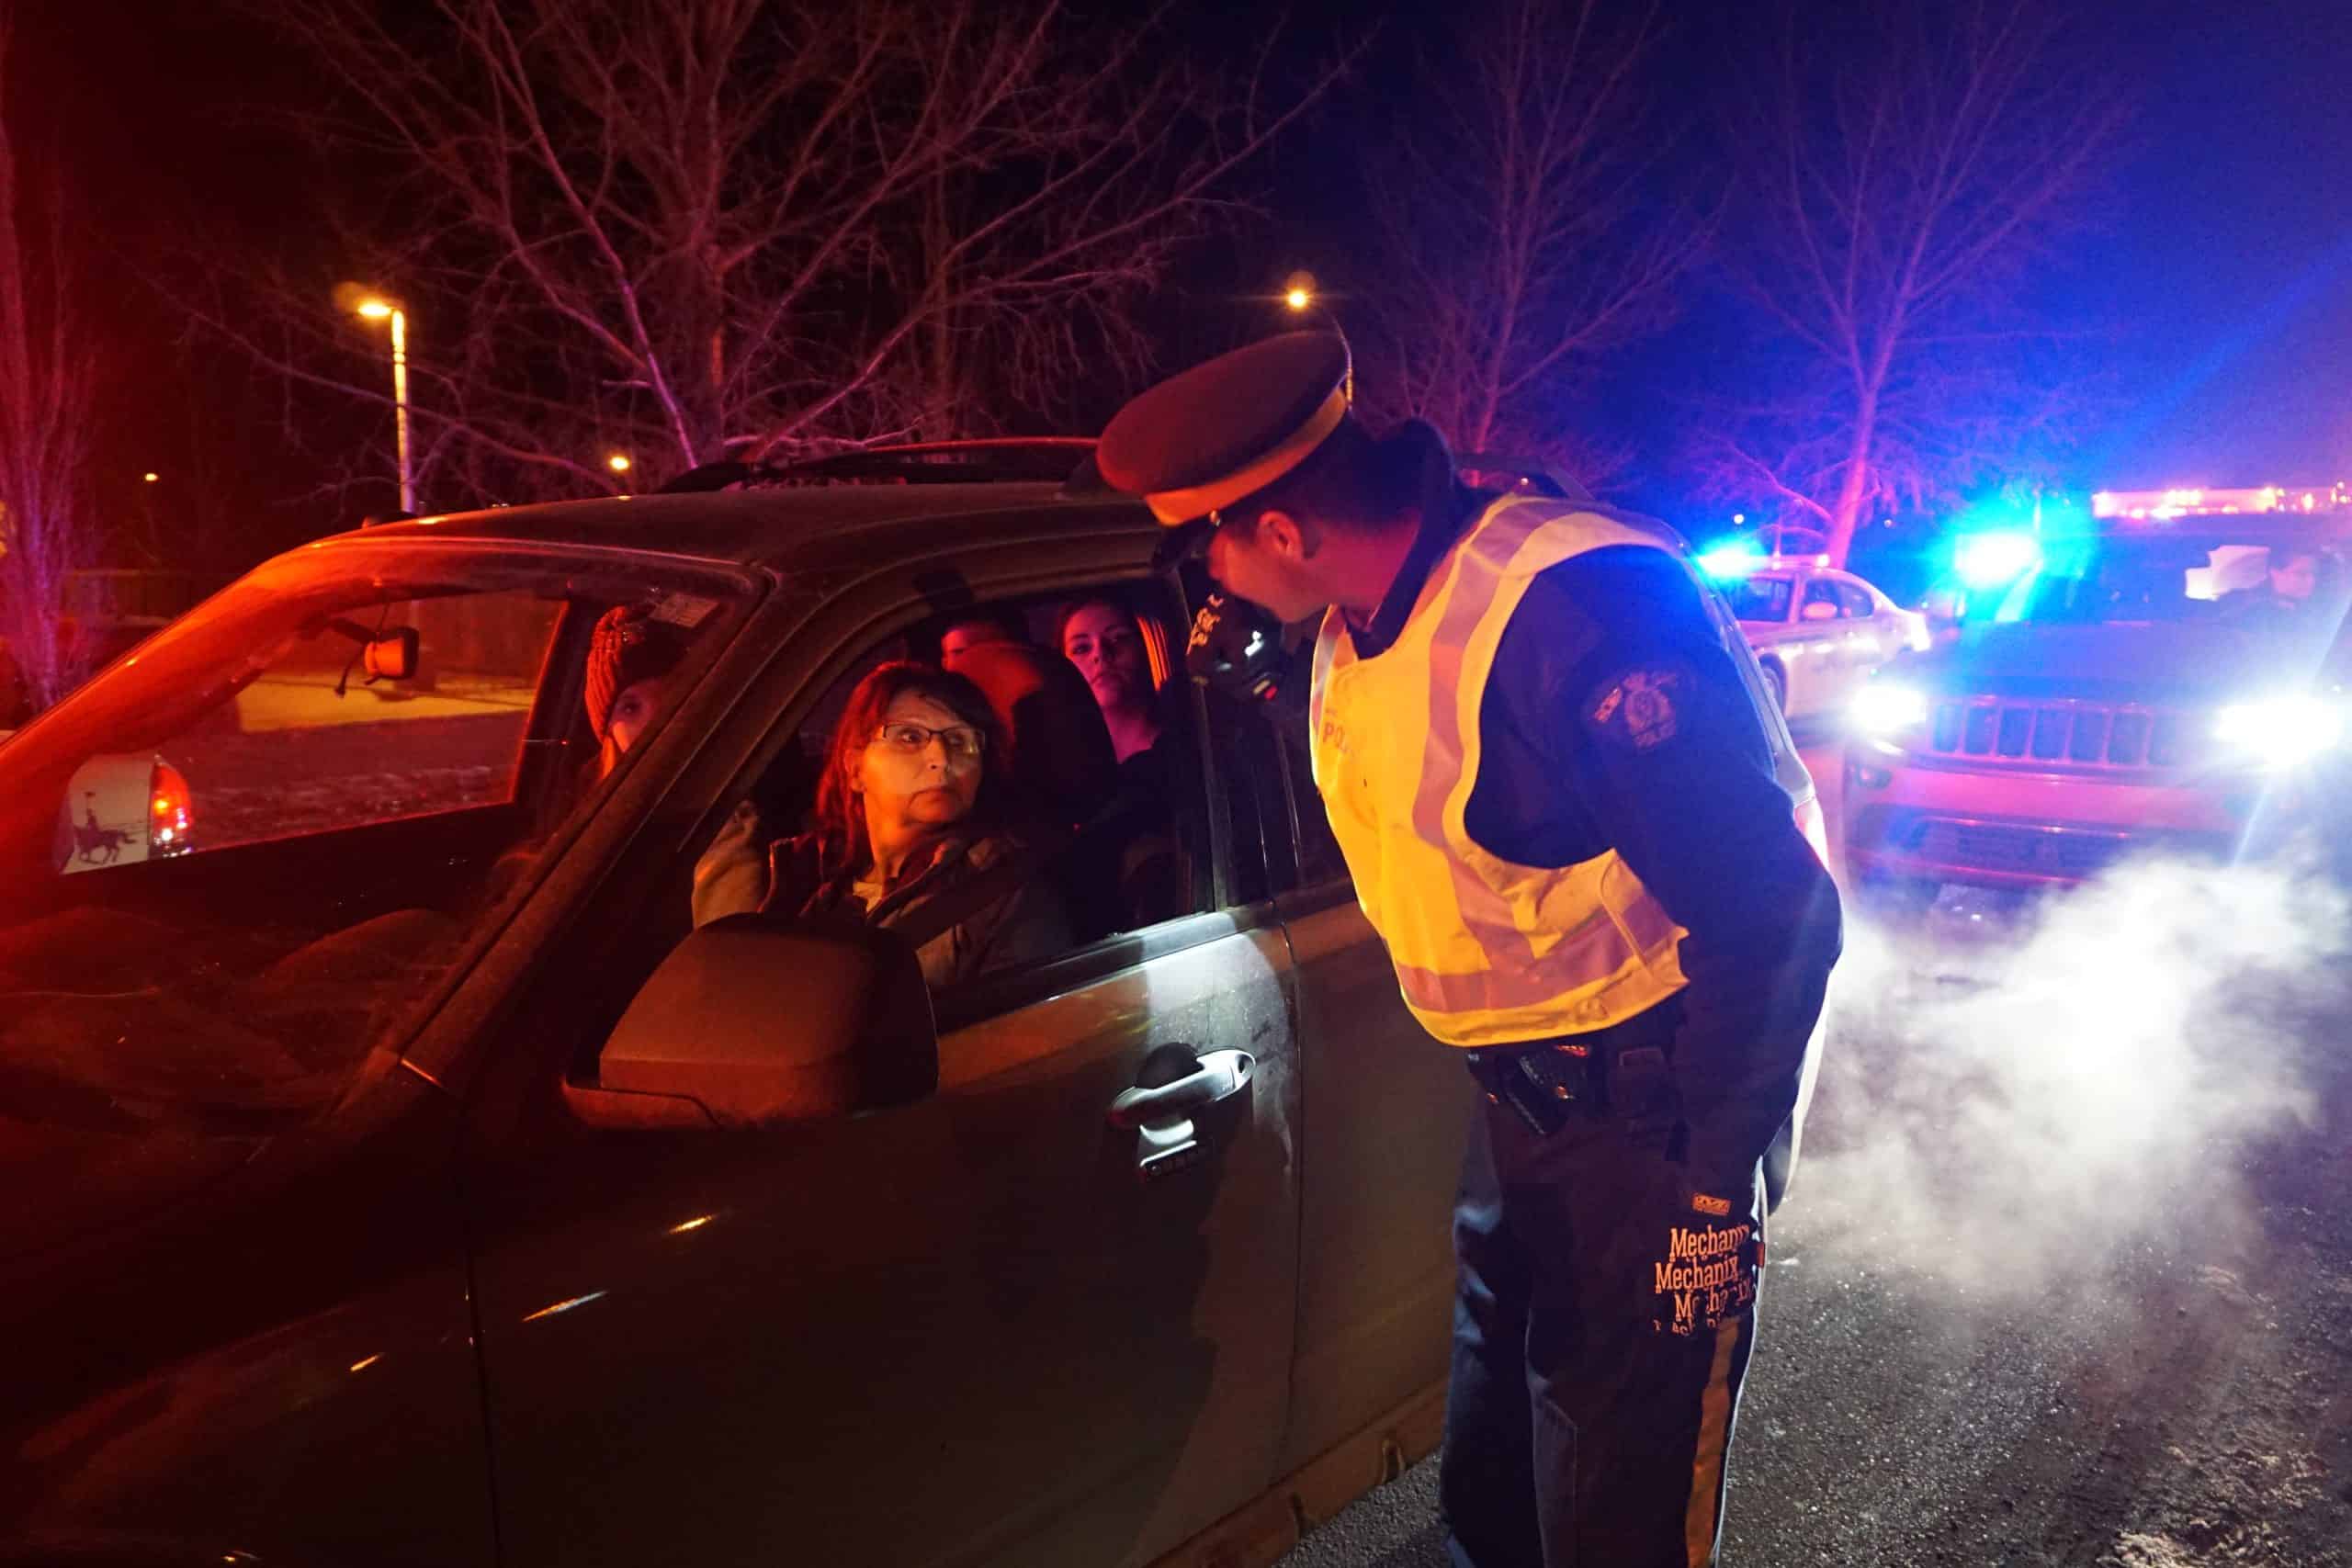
1056;595;1188;928
1057;595;1167;771
956;633;1186;935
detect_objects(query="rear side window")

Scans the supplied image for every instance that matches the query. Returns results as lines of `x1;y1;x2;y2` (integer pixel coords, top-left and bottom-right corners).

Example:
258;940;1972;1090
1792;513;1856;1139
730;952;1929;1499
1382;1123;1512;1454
1725;576;1793;622
1833;581;1876;618
1802;579;1846;617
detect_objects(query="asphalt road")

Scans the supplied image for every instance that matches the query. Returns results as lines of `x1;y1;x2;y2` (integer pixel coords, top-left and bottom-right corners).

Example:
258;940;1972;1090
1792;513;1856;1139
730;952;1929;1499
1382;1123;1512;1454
1279;731;2352;1567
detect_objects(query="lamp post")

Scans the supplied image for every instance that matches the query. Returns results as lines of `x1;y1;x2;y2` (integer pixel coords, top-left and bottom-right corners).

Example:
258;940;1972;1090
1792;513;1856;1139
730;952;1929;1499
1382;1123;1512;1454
355;298;413;513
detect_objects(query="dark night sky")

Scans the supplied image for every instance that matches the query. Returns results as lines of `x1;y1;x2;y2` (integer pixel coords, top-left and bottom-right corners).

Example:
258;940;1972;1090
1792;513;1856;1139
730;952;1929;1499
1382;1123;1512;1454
13;0;2352;562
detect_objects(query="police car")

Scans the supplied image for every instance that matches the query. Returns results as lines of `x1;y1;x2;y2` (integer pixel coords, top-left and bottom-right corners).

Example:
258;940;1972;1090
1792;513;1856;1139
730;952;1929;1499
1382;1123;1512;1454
1845;487;2352;898
0;443;1825;1568
1701;547;1931;720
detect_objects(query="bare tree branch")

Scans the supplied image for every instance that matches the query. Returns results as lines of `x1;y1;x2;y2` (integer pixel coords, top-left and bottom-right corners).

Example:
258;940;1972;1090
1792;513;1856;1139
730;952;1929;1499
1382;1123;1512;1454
202;0;1343;507
1695;0;2127;563
1348;0;1701;492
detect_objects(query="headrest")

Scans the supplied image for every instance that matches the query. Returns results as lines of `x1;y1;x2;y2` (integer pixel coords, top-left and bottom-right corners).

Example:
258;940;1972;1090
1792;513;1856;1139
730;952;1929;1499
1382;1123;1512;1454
949;641;1118;827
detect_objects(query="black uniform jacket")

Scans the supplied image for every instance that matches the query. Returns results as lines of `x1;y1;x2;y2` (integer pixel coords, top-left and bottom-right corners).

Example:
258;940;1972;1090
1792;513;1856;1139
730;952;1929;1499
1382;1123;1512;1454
1347;489;1844;1190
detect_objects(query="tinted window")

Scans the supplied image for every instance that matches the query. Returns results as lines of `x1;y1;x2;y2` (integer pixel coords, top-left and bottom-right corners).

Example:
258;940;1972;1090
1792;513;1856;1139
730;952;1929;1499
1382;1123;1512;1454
2000;537;2347;628
1833;581;1877;618
1726;576;1794;623
0;551;752;1258
1280;723;1348;887
1802;579;1847;617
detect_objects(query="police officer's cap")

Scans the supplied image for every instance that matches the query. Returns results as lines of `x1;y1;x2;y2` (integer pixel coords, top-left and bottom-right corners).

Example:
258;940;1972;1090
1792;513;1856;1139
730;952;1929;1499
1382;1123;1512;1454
1098;332;1351;525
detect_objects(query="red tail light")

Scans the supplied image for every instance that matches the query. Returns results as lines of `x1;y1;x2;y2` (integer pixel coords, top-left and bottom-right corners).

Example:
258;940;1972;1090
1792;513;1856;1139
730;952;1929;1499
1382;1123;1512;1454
148;761;193;853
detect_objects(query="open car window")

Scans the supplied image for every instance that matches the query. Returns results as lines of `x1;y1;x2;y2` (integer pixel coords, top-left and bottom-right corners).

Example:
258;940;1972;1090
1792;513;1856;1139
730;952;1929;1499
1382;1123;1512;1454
0;547;755;1260
683;581;1214;1010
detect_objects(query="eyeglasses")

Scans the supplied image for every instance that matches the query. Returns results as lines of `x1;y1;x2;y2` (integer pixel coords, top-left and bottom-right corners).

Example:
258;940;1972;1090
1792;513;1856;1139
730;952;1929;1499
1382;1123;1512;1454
871;721;986;761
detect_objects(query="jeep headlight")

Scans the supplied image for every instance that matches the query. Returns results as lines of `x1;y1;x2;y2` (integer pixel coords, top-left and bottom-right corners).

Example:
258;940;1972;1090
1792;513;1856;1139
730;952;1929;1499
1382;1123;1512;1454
1852;681;1929;737
2214;694;2348;769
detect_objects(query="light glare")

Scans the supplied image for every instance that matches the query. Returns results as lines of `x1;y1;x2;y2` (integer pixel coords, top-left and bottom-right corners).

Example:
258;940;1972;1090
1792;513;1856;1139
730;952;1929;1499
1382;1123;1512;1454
1852;682;1929;736
1954;532;2041;590
2214;696;2347;770
1698;541;1763;579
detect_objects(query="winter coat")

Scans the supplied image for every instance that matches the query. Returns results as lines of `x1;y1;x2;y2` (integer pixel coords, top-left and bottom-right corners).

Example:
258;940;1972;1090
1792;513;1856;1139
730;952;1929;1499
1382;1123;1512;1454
691;807;1071;990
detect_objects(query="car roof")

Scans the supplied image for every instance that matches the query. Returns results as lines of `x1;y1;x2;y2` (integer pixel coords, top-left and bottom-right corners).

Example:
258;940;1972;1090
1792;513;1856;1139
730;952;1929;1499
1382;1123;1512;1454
314;481;1151;570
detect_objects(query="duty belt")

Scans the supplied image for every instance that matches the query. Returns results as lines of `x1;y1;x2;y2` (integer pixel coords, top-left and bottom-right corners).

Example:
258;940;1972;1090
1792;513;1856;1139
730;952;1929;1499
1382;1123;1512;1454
1463;999;1683;1143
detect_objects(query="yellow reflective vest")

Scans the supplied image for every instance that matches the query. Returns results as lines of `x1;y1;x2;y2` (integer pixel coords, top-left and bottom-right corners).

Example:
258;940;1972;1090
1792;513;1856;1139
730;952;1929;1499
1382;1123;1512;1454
1307;494;1692;1047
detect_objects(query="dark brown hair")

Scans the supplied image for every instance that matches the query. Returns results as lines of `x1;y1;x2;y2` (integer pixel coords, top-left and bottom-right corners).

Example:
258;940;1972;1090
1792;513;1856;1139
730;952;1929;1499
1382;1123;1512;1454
813;661;1004;869
1053;591;1142;653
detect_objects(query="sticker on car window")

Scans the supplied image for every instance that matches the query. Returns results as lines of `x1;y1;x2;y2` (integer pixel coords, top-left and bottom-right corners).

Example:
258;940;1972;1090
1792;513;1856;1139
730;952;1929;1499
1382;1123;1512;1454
653;592;722;628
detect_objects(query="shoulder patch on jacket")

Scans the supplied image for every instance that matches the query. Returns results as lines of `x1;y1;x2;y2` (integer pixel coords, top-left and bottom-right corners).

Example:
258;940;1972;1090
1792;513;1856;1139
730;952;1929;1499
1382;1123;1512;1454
1584;664;1689;752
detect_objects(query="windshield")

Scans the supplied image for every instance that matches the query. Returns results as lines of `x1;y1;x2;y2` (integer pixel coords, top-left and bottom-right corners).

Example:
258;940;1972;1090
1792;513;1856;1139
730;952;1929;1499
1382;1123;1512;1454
0;544;754;1258
1726;575;1795;623
1996;536;2348;630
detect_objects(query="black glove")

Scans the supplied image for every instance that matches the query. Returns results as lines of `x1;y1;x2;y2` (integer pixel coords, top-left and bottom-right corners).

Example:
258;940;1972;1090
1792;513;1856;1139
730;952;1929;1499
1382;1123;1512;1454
1186;592;1295;705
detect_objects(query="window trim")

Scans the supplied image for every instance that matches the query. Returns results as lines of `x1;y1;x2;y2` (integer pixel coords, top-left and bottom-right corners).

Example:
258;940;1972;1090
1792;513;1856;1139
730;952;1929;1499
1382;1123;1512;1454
932;903;1282;1034
1830;579;1878;619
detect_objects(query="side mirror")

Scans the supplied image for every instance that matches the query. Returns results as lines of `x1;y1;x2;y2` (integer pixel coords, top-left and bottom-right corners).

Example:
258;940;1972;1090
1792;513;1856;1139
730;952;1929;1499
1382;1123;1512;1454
570;916;939;1131
1801;600;1841;623
363;626;420;681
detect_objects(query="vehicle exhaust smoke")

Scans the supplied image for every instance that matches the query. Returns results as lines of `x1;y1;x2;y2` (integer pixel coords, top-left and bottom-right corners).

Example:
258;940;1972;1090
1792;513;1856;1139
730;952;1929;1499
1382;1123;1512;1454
1791;854;2349;1303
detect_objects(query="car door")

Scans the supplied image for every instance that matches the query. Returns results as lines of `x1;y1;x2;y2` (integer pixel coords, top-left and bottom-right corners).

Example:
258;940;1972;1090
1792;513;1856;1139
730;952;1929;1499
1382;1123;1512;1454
1832;577;1888;674
458;545;1302;1568
1230;685;1465;1482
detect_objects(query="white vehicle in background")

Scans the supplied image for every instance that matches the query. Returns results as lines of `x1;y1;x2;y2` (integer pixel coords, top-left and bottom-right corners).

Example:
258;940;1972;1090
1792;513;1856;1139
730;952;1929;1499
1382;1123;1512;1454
1701;548;1931;720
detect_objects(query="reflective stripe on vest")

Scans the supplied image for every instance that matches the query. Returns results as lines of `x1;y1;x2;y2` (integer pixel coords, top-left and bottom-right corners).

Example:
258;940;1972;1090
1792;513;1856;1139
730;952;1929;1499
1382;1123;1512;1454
1308;495;1691;1047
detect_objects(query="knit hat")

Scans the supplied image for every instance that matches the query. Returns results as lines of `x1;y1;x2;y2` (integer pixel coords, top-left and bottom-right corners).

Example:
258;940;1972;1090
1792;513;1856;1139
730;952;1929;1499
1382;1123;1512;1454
583;604;688;742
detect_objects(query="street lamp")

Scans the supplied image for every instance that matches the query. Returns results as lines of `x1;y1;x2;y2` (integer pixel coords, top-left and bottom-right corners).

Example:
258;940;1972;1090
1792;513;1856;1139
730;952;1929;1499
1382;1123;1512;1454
1278;269;1349;341
606;453;632;475
354;296;414;513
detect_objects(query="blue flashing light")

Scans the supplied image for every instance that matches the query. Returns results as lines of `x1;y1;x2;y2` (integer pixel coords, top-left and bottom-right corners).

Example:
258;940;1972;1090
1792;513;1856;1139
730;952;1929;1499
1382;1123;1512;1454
1953;531;2042;591
1698;540;1764;579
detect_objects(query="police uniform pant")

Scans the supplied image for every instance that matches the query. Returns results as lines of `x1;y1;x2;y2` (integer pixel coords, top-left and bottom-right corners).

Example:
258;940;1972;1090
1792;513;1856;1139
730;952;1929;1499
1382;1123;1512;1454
1439;1087;1764;1568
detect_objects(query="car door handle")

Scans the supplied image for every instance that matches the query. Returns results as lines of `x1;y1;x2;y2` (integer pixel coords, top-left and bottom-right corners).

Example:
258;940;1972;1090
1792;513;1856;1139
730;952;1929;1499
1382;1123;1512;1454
1108;1048;1255;1129
1108;1048;1255;1180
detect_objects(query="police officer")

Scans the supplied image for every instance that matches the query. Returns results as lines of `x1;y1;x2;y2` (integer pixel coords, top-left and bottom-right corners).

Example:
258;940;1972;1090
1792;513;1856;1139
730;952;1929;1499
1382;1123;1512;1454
1097;333;1841;1568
